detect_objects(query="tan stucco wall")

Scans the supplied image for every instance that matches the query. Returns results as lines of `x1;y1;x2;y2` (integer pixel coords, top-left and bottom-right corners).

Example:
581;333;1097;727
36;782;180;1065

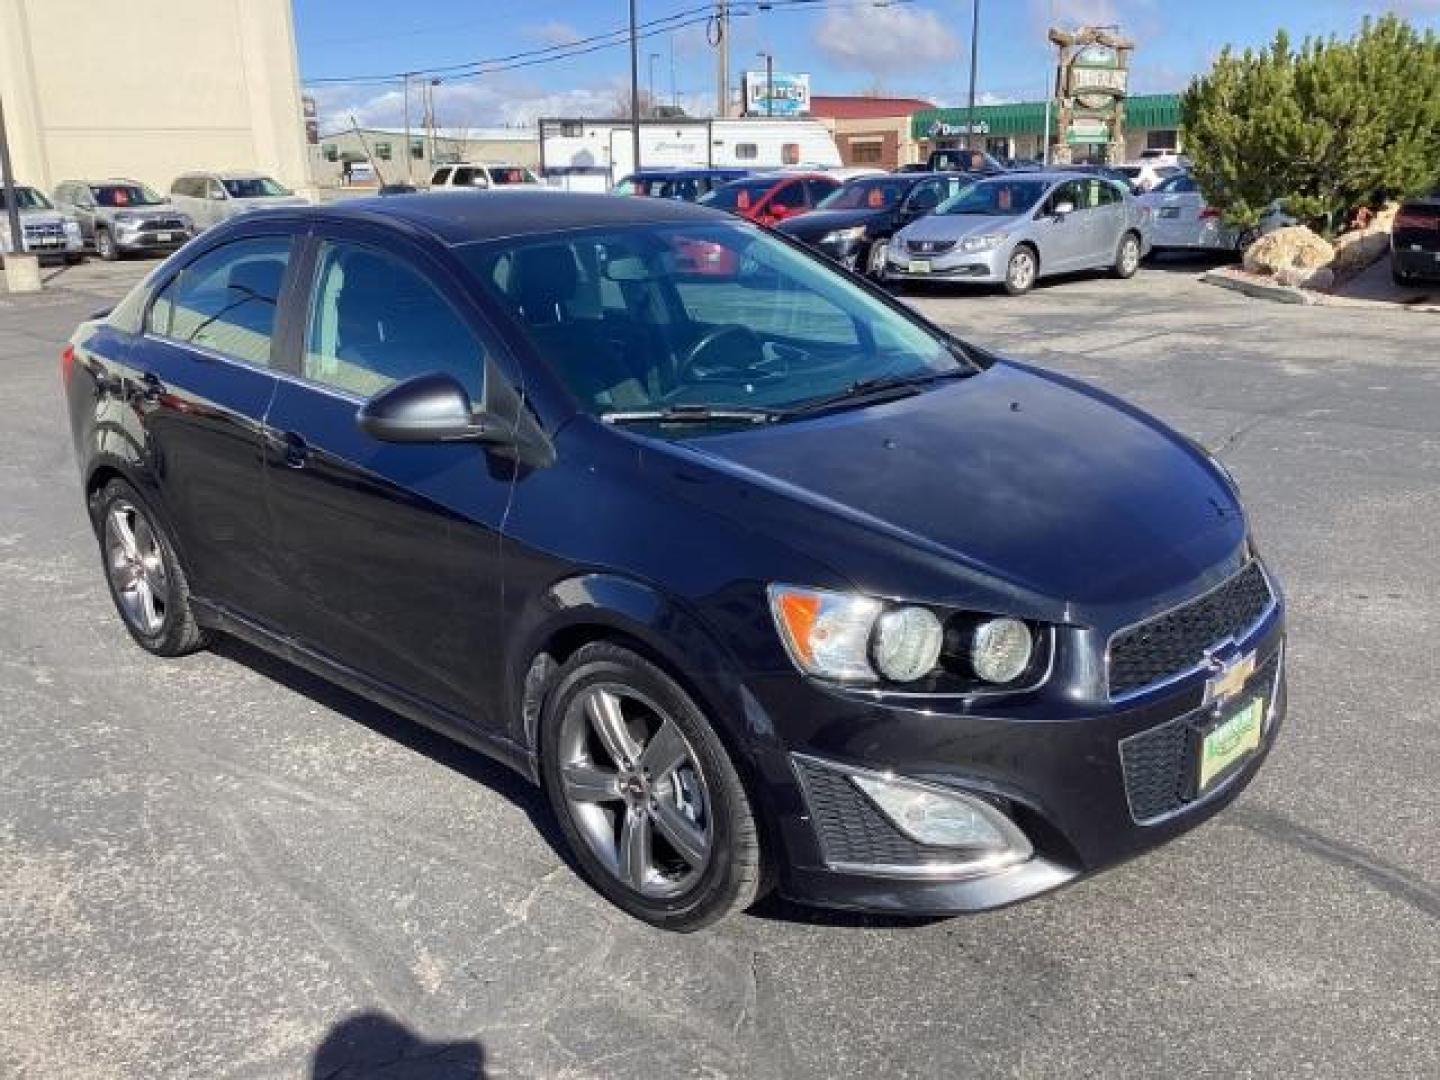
1;0;312;194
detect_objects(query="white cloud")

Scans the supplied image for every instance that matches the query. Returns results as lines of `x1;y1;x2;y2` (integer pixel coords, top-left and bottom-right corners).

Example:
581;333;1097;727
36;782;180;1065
812;5;960;75
525;20;582;48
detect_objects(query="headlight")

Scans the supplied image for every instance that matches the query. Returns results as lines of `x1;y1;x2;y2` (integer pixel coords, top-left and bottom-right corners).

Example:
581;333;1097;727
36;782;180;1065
820;225;867;244
970;617;1034;684
872;606;944;682
961;232;1008;253
177;213;194;230
769;586;881;681
63;219;82;236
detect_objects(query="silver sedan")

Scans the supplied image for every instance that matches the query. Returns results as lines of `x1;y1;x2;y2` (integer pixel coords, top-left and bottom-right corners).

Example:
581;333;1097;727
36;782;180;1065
885;173;1152;295
1139;173;1294;254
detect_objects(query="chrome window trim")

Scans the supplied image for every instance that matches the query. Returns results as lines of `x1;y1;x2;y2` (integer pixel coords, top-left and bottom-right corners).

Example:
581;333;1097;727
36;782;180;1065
1105;559;1278;704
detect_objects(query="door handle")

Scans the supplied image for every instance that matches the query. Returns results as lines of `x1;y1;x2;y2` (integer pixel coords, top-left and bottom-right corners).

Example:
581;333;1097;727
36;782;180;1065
278;430;310;469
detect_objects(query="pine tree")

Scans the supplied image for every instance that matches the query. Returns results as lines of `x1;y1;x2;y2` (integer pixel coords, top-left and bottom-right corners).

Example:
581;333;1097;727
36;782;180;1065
1181;15;1440;235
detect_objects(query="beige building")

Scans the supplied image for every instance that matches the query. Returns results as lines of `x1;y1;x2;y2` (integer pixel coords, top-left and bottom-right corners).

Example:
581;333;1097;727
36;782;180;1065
0;0;312;195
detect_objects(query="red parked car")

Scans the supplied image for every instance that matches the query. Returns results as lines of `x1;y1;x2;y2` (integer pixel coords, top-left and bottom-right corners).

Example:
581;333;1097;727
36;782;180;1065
698;172;840;226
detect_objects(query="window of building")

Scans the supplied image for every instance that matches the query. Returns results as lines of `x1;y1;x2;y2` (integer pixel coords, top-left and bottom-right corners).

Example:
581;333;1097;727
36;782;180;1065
410;138;424;160
1146;129;1179;152
735;143;758;160
323;144;338;162
148;237;291;367
374;141;392;161
986;137;1010;157
561;121;584;137
850;140;883;164
782;142;800;166
304;243;486;401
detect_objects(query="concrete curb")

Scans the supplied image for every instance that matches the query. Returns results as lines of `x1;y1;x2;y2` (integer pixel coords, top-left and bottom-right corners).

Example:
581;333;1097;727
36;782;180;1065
1201;269;1318;305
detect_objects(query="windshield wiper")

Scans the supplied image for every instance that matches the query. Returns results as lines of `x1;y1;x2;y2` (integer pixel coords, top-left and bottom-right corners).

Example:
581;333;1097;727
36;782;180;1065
602;405;781;426
780;367;974;418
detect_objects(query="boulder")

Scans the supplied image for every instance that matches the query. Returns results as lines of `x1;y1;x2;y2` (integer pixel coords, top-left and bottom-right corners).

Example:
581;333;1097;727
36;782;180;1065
1243;226;1335;278
1331;230;1391;277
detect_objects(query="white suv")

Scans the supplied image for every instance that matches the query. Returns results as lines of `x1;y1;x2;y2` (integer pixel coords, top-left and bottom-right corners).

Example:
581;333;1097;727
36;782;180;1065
427;163;540;190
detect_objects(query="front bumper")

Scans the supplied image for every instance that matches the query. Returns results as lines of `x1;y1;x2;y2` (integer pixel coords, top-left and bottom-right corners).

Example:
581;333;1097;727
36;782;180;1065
749;598;1286;915
883;242;1008;282
113;227;193;252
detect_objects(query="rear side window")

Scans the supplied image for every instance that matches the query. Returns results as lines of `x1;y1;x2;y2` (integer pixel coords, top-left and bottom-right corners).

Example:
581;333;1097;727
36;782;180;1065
147;236;291;366
430;167;451;185
769;181;804;210
452;167;483;187
303;242;486;400
734;143;758;160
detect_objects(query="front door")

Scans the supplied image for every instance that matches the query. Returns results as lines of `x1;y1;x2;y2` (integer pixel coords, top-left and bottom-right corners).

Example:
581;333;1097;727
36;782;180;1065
134;233;295;619
262;230;516;729
1033;180;1090;273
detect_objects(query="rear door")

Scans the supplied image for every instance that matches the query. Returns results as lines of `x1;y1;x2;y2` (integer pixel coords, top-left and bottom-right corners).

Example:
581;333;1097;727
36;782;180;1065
261;224;518;728
135;231;297;619
1083;178;1125;265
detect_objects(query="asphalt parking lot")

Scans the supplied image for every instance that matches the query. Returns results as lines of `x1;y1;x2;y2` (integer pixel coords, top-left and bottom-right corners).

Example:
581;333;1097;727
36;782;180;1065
3;254;1438;1079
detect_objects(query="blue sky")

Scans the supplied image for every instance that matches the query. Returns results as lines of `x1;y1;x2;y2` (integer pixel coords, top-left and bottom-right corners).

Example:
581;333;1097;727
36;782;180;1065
293;0;1439;131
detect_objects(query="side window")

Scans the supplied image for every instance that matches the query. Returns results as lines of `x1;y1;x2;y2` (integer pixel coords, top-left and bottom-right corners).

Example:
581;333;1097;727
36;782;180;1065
430;167;451;185
452;167;483;187
1098;181;1123;205
206;179;226;200
782;142;801;166
304;242;486;401
804;179;838;205
734;143;758;161
906;179;945;213
1043;182;1081;215
147;236;291;366
769;182;804;210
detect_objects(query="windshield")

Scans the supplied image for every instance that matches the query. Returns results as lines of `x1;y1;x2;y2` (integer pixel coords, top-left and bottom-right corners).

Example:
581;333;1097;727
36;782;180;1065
459;221;966;423
938;180;1048;217
93;183;165;207
817;178;912;211
0;186;53;211
699;180;776;212
222;176;291;198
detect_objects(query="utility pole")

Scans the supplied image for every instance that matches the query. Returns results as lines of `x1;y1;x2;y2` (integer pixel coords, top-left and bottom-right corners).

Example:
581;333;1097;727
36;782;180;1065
629;0;642;172
715;1;730;118
766;52;774;117
965;0;980;151
0;93;40;293
670;33;678;110
429;78;442;167
402;73;413;181
648;52;660;118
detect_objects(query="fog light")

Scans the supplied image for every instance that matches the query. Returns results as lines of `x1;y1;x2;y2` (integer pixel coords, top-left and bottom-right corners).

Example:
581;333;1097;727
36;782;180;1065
872;605;943;682
971;617;1033;684
851;773;1031;856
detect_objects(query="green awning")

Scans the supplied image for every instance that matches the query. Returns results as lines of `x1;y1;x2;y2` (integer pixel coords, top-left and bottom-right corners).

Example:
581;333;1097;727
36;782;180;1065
912;93;1181;140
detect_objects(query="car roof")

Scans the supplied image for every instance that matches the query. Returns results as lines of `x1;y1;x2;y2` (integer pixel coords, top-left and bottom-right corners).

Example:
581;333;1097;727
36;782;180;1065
290;190;729;245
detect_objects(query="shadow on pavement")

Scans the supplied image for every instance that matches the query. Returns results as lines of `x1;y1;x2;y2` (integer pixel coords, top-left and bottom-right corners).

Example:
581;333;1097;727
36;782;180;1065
311;1011;487;1079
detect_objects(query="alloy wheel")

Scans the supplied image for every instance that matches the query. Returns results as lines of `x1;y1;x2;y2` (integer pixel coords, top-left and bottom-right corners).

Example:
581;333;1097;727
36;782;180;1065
1120;236;1141;275
867;241;888;279
558;684;713;898
104;501;170;635
97;230;117;261
1008;250;1036;292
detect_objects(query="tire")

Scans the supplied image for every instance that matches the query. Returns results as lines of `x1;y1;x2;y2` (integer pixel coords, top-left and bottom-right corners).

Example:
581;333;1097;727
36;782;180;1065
93;479;212;656
864;239;889;280
1003;245;1038;296
539;642;765;931
1113;231;1142;279
95;228;119;262
1392;263;1412;287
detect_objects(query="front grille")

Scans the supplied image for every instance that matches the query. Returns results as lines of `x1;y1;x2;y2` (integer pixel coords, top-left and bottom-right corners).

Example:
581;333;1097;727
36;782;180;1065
1120;653;1279;822
24;223;63;239
138;217;186;232
1108;562;1274;697
795;757;961;868
905;238;956;255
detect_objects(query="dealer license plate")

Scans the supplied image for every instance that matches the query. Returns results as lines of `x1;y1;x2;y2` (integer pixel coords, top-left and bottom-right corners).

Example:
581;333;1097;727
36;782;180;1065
155;232;174;242
1196;697;1264;793
907;259;931;274
1160;207;1181;219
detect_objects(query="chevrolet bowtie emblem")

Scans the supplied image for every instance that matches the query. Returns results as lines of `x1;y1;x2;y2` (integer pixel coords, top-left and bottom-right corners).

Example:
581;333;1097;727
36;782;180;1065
1204;650;1256;706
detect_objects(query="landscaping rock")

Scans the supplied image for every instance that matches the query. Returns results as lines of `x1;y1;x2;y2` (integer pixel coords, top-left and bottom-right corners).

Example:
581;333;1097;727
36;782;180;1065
1243;226;1335;277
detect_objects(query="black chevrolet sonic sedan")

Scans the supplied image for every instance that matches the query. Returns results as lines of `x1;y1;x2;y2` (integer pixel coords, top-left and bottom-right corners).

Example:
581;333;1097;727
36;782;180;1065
63;191;1286;930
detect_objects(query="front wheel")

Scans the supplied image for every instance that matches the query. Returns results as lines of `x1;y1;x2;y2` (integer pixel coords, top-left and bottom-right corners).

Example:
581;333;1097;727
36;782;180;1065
540;642;766;931
1004;246;1038;295
865;239;889;280
1113;231;1142;279
95;229;120;262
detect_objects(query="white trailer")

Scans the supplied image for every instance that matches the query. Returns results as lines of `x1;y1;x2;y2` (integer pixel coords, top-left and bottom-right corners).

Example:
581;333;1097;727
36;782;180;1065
537;117;842;189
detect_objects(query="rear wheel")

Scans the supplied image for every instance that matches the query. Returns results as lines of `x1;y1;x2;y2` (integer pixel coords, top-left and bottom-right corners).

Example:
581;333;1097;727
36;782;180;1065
1004;245;1038;295
1113;231;1142;279
540;642;765;931
1392;262;1413;287
94;479;211;656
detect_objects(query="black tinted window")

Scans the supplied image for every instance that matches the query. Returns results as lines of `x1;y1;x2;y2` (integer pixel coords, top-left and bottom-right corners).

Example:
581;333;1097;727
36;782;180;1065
304;243;486;400
148;236;291;366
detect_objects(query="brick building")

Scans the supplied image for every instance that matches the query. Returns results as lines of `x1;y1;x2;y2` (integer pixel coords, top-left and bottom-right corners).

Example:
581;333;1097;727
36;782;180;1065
808;96;936;170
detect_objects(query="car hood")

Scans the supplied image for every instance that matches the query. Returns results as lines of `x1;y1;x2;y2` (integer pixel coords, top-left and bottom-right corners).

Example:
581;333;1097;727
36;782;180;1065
776;207;885;239
663;361;1245;618
897;212;1026;244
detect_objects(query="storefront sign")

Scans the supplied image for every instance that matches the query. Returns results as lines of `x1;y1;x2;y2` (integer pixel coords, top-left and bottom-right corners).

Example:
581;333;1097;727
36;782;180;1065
742;71;811;117
929;119;991;138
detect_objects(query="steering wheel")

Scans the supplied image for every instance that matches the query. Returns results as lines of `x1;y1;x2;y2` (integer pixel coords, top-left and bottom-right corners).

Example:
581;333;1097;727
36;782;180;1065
678;324;769;384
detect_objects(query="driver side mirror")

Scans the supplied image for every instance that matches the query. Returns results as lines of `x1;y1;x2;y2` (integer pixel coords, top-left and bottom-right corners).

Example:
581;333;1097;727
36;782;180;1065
1053;201;1075;218
356;365;554;466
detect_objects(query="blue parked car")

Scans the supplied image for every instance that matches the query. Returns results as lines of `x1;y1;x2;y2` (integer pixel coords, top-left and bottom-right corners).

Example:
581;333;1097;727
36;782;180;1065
62;192;1285;930
612;167;750;202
